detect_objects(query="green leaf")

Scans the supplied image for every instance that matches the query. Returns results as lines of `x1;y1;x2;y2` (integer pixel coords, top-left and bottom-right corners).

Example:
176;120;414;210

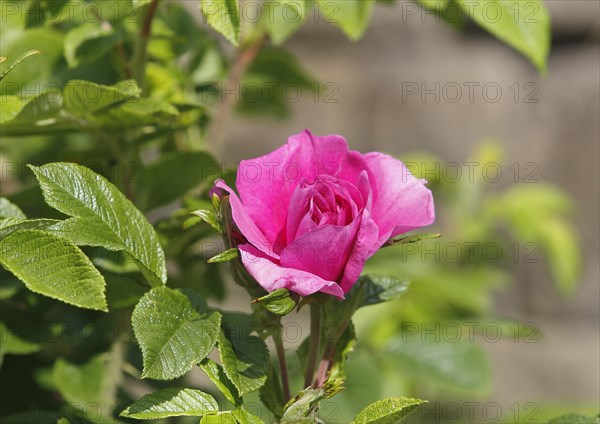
495;184;582;295
0;50;41;82
136;151;219;211
416;0;464;28
24;1;71;27
218;313;269;396
239;47;316;119
29;162;167;285
64;22;120;68
0;277;21;300
454;0;551;73
0;198;26;219
252;288;296;315
201;0;241;46
0;322;41;360
200;412;237;424
351;397;426;424
0;229;107;311
0;89;64;132
62;80;141;115
208;248;239;263
548;414;600;424
317;0;375;40
0;96;24;124
232;408;266;424
132;0;154;7
384;233;441;246
282;378;344;421
260;364;285;419
120;387;219;419
0;218;59;240
328;323;356;381
199;358;241;405
262;0;307;45
132;287;221;380
192;209;222;232
0;28;64;97
359;275;410;307
52;355;109;407
387;335;491;393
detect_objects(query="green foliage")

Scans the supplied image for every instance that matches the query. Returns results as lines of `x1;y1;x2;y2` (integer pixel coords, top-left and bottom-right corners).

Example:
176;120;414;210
200;358;242;405
282;378;344;421
454;0;551;73
30;162;167;285
208;247;240;263
0;198;26;219
0;218;58;239
387;335;491;394
260;364;286;418
0;50;41;82
52;355;110;407
63;23;120;68
136;151;218;211
121;387;219;419
317;0;376;40
261;0;308;45
358;275;410;307
132;287;221;380
201;0;241;46
417;0;551;72
352;397;426;423
0;229;107;311
193;209;223;232
488;184;582;295
548;414;600;424
0;322;41;365
252;288;297;315
218;314;270;396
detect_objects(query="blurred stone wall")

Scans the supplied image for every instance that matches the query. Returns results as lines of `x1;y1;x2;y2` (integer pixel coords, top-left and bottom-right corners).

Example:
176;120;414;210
212;0;600;408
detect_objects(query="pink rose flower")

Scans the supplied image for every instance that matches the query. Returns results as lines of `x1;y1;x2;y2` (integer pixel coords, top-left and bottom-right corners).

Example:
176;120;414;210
214;130;434;299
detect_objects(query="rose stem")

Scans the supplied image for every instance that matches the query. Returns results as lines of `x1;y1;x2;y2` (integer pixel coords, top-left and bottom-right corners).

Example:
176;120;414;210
272;327;291;402
304;303;322;388
314;342;336;388
313;314;353;388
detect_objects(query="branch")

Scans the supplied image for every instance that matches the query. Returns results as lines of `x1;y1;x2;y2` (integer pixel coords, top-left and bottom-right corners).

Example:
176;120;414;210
207;35;265;154
304;303;322;388
273;327;292;402
132;0;160;87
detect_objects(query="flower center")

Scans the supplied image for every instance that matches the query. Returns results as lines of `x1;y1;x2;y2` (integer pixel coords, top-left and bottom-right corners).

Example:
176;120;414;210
285;175;365;244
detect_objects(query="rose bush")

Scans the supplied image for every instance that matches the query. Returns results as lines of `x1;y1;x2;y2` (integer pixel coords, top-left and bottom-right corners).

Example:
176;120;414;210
214;130;435;298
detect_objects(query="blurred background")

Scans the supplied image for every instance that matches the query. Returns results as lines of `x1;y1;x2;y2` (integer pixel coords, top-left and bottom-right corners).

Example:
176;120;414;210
1;0;598;422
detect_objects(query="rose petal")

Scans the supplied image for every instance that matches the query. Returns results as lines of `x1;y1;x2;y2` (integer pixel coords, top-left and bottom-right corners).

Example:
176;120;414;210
214;180;279;259
236;129;368;247
364;152;435;253
238;243;344;298
339;209;379;293
280;217;362;284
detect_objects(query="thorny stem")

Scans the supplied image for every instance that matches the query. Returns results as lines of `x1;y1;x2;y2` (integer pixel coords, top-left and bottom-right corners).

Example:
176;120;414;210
273;327;292;403
304;303;322;388
132;0;160;88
